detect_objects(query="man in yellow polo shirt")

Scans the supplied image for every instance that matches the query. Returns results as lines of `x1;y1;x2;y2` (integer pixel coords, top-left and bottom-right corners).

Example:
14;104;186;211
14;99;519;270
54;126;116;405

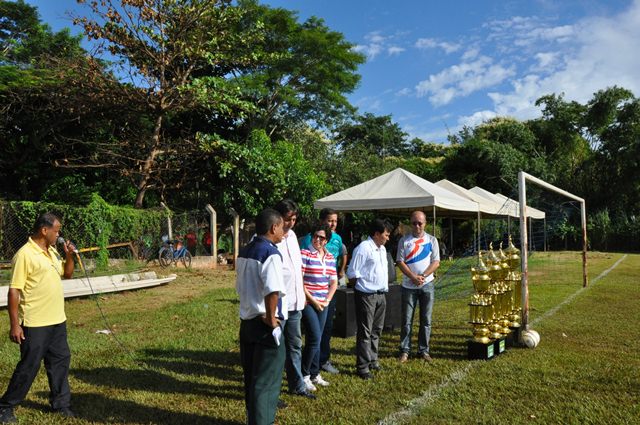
0;213;76;423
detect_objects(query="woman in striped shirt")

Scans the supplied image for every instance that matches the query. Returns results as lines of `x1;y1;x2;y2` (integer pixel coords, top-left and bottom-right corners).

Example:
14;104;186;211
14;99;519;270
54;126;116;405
300;223;338;391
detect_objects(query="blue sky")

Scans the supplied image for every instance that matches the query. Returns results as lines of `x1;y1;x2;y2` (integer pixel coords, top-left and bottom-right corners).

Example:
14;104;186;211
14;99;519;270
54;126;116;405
26;0;640;143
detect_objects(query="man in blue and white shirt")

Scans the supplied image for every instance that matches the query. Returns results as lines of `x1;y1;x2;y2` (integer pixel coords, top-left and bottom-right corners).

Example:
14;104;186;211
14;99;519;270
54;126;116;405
236;208;287;425
397;210;440;363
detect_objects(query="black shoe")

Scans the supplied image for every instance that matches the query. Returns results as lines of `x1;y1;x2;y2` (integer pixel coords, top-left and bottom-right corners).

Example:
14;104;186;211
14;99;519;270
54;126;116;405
55;407;77;418
358;372;373;380
277;400;288;409
0;408;16;424
293;390;317;400
370;363;383;371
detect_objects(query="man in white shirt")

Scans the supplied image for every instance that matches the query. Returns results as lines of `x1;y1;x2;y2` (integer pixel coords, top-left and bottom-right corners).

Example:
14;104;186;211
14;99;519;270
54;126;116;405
347;218;393;380
396;211;440;363
236;209;287;425
274;199;315;399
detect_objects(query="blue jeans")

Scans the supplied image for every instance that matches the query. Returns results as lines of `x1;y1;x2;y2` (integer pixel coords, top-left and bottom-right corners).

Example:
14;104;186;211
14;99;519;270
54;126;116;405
399;282;435;355
301;304;328;379
283;310;305;393
319;297;336;366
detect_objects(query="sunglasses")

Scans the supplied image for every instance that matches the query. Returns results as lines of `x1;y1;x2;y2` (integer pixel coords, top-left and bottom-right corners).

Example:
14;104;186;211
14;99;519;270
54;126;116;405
313;234;327;241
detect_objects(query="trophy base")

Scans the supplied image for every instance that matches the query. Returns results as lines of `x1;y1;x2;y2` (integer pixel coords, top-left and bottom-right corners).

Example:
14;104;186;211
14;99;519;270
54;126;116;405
468;339;496;360
493;336;507;355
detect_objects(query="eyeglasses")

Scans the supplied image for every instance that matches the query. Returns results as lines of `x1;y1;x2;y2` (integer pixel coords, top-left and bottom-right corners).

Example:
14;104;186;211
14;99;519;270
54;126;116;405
313;234;327;241
412;222;425;226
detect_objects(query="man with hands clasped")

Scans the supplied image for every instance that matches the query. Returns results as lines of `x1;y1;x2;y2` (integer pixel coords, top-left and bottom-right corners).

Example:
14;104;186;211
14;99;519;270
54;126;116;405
397;211;440;363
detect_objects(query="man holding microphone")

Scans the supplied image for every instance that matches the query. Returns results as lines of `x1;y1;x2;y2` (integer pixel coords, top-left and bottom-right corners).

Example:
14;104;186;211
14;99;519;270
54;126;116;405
0;213;76;423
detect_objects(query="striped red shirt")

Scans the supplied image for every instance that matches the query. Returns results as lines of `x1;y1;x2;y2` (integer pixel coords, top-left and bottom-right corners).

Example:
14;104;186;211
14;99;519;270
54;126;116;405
301;249;337;302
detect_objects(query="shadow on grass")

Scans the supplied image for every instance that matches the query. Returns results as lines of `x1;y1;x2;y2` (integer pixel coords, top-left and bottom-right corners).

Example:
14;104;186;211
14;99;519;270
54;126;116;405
139;348;242;380
30;392;243;424
73;363;243;400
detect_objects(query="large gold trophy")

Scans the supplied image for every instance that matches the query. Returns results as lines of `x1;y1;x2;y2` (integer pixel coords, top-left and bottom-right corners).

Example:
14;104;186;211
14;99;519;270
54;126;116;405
469;239;520;359
503;236;522;330
469;254;492;344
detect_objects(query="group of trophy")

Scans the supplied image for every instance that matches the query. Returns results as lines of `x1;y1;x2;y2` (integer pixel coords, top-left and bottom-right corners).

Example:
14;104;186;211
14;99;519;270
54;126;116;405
469;236;522;346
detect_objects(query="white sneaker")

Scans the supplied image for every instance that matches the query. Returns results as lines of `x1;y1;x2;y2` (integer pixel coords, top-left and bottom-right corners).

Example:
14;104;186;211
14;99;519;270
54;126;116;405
303;375;317;392
312;374;330;387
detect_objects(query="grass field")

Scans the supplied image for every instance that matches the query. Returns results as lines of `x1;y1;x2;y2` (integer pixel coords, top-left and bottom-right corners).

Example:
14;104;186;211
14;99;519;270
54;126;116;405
0;252;638;424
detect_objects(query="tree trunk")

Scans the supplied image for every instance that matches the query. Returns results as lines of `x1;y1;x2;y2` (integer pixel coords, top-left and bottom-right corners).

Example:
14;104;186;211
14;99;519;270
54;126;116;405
134;114;163;208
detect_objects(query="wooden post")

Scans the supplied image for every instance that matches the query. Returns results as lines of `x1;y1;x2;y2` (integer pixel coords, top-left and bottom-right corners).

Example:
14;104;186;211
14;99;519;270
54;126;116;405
160;202;172;240
230;208;240;268
205;204;217;269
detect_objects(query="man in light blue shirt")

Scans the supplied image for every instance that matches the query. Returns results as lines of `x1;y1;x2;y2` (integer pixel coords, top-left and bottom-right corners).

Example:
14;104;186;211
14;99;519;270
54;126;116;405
347;218;393;380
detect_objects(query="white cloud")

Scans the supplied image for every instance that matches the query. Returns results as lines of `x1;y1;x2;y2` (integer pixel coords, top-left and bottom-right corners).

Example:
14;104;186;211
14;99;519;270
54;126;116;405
415;37;461;54
355;31;410;59
485;0;640;121
457;110;498;128
387;46;406;55
396;87;412;96
353;43;383;60
415;56;516;106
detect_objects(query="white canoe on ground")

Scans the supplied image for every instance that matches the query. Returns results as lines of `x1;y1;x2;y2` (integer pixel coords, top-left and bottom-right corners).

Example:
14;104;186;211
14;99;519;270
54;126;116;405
0;271;177;307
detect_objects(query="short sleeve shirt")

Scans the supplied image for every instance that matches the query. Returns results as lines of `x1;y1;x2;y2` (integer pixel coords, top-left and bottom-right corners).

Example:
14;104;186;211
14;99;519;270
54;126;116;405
10;238;67;327
301;249;337;302
396;232;440;289
236;236;288;321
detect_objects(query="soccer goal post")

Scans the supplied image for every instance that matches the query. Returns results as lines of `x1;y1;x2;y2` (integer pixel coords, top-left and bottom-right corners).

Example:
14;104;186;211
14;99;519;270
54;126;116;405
518;171;588;332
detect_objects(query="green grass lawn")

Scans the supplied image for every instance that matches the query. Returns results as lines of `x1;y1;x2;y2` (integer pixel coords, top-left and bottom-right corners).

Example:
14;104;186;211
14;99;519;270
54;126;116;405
0;252;638;424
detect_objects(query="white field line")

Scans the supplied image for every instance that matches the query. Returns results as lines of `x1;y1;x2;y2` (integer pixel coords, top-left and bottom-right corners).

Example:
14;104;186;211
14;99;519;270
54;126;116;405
378;254;628;425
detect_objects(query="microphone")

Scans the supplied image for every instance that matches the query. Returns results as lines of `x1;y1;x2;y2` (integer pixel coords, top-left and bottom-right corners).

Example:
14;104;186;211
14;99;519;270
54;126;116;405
57;237;79;254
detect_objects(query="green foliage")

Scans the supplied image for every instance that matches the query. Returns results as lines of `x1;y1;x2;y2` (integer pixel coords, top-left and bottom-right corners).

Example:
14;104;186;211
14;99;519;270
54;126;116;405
2;196;166;263
335;112;413;158
199;129;328;217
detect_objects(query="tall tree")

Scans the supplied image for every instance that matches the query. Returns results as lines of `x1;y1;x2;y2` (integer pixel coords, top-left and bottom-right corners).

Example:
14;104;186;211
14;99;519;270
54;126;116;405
234;0;365;136
73;0;263;207
335;113;411;159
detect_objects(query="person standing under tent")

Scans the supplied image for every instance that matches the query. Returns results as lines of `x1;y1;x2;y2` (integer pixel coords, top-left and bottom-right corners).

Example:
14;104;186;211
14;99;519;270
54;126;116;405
397;210;440;363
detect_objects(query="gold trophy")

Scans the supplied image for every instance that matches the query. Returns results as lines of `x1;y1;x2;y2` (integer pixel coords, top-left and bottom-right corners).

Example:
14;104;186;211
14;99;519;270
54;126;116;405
504;236;521;329
469;253;492;344
485;244;510;337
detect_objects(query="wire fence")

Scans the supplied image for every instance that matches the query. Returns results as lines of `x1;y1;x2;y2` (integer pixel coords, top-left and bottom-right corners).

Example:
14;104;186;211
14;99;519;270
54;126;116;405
0;201;226;268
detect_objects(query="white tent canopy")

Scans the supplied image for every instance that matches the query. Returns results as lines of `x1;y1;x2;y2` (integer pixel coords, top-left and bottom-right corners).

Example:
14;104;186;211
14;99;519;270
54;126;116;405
468;187;545;219
314;168;479;217
493;193;546;219
435;179;505;216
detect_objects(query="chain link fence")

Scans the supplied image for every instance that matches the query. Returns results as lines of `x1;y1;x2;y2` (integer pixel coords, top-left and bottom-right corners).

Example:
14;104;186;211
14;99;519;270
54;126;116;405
0;200;225;271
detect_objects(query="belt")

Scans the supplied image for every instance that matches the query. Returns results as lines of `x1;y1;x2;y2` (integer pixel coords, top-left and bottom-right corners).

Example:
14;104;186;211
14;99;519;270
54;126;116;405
356;289;387;295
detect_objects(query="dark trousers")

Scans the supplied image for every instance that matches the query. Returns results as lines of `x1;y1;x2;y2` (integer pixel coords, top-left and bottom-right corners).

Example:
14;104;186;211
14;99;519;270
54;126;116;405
354;291;386;375
319;296;336;366
240;318;285;425
0;322;71;410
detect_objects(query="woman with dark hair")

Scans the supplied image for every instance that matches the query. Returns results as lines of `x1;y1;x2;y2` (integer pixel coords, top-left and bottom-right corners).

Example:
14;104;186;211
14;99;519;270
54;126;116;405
300;223;338;392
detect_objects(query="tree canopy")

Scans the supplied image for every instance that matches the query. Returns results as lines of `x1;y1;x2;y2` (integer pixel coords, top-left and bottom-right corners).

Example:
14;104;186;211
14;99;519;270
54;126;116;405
0;1;638;251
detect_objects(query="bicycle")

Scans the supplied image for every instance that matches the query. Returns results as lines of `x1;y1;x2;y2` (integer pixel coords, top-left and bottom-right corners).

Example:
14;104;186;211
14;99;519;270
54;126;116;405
158;237;192;268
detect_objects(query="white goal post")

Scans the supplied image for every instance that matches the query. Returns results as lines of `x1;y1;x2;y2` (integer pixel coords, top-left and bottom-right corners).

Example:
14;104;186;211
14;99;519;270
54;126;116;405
518;171;588;332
